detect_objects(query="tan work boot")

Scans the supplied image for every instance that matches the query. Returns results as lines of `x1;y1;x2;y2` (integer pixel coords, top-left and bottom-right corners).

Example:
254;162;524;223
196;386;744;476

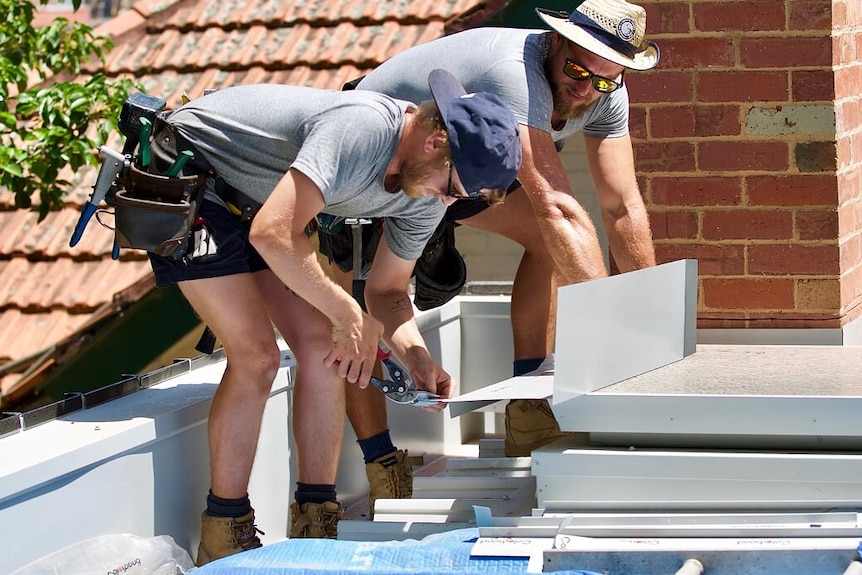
196;510;263;566
290;501;342;538
365;449;413;518
504;398;568;457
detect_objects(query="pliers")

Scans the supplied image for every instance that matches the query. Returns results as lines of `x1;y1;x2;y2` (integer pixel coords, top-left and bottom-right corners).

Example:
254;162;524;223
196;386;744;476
372;347;441;407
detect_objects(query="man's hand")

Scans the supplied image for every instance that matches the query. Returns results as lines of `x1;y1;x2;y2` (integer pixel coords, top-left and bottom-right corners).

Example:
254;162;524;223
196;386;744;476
402;354;456;413
327;310;384;389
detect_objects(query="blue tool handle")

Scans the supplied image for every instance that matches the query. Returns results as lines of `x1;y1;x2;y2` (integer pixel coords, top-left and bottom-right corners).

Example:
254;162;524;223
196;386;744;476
69;203;98;247
69;146;126;248
112;239;120;260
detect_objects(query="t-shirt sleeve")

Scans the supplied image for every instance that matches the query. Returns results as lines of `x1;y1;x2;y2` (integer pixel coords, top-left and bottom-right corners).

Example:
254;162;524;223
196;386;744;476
290;106;392;202
383;202;446;261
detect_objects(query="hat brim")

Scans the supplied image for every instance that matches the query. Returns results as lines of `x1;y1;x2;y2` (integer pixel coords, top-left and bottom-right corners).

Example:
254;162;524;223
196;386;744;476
536;9;659;71
428;69;467;109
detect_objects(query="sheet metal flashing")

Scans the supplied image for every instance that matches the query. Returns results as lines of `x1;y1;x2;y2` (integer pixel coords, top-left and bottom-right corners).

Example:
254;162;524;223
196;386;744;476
566;344;862;446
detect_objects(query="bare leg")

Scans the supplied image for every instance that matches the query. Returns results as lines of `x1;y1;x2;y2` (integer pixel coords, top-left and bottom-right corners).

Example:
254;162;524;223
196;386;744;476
458;193;572;457
324;264;391;441
325;264;411;512
345;363;388;440
458;189;556;360
179;272;282;499
258;271;346;484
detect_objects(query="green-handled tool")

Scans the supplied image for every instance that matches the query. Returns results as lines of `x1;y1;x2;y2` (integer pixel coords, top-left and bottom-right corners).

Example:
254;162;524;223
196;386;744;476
167;150;195;177
139;117;153;168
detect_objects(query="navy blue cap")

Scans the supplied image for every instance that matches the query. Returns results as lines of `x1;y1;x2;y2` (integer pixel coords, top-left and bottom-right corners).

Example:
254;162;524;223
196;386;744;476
427;69;522;196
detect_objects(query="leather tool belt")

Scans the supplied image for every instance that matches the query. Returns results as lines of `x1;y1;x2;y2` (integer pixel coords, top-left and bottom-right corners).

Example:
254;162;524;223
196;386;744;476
213;177;261;223
114;165;206;257
114;113;208;259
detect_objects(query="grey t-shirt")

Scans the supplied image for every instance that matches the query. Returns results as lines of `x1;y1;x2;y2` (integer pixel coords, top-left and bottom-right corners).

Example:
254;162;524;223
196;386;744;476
165;84;445;260
357;27;629;143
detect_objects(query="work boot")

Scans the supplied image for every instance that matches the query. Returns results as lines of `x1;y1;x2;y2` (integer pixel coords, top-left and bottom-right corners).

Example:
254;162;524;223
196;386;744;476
365;449;413;518
196;510;263;566
290;501;342;538
504;398;568;457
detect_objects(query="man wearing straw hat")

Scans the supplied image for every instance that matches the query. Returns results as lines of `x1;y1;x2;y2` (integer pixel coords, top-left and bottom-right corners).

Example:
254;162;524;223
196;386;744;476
319;0;661;505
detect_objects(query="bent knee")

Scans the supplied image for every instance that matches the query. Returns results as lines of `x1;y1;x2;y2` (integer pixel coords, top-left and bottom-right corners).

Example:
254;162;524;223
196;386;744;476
227;343;282;387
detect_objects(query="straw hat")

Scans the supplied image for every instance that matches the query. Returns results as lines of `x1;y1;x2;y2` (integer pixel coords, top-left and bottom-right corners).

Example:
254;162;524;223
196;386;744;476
535;0;660;71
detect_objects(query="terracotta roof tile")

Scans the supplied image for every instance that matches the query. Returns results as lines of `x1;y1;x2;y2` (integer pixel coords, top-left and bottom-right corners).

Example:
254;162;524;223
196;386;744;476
94;7;147;38
101;20;449;76
0;258;150;311
0;309;90;365
0;0;499;406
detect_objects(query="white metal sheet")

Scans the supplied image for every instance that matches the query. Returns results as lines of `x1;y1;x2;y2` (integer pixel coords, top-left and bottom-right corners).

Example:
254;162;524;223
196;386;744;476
560;344;862;444
553;259;697;409
531;442;862;513
544;543;859;575
0;344;295;574
445;375;552;417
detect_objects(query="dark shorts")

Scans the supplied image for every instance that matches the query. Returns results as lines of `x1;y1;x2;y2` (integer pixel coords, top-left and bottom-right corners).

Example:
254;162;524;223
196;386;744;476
148;198;268;287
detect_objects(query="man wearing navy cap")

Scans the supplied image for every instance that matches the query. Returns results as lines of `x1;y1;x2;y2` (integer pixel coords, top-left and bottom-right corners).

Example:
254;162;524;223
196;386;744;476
142;70;520;564
322;0;660;500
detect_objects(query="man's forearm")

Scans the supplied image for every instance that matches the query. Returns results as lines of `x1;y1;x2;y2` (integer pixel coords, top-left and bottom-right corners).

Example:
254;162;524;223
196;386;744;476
366;290;420;350
518;125;609;287
532;192;609;286
603;202;656;272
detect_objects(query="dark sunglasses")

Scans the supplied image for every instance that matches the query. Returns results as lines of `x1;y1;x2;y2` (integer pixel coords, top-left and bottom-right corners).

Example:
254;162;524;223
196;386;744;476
563;45;624;94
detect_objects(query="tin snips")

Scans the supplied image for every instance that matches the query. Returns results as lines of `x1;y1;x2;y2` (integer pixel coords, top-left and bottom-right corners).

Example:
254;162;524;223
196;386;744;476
371;347;441;408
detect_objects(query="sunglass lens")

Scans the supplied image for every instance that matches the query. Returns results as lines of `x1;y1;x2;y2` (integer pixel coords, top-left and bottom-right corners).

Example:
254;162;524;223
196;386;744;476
593;78;618;93
564;61;591;80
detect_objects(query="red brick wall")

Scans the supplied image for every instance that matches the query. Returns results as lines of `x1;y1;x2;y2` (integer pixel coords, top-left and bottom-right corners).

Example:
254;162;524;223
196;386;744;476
630;0;862;330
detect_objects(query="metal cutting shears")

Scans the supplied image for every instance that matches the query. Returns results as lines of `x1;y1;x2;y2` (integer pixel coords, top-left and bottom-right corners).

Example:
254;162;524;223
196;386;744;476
371;347;441;407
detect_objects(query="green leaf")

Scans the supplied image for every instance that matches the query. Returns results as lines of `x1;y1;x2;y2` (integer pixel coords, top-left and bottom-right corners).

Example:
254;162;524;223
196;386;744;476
0;0;135;214
2;163;23;177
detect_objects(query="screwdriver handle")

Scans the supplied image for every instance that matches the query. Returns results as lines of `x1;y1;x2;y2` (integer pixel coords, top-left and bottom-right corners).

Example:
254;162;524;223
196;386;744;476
138;117;152;168
166;150;194;178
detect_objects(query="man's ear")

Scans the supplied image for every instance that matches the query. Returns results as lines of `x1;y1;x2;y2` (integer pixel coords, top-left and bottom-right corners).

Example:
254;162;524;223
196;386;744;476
425;130;448;154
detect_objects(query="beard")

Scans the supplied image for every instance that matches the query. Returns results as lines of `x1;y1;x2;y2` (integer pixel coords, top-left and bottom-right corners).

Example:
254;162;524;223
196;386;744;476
550;78;596;120
399;152;448;199
545;57;595;121
553;89;593;120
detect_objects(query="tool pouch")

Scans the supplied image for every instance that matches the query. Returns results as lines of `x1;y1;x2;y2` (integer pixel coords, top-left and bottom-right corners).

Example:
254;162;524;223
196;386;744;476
413;219;466;311
128;163;200;203
317;216;383;276
114;165;205;258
